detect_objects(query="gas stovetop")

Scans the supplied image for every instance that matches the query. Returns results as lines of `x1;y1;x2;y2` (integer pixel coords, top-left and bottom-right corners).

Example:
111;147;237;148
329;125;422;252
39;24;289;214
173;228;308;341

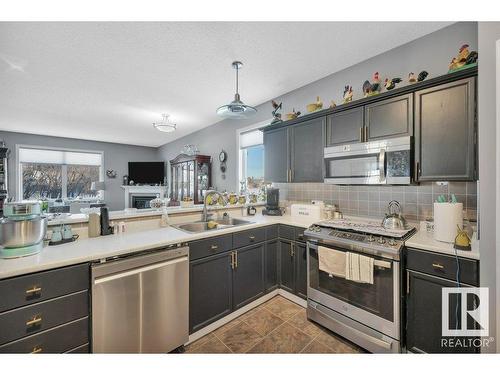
304;218;416;258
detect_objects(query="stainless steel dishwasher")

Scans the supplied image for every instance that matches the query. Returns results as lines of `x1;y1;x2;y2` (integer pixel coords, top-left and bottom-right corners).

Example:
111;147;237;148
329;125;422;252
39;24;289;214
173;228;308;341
91;245;189;353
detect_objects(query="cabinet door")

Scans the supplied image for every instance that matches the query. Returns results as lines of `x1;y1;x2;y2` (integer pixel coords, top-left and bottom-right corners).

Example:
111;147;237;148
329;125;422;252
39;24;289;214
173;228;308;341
189;252;233;333
365;94;413;140
232;244;265;310
295;242;307;300
415;77;476;181
265;240;278;291
406;270;478;353
289;117;325;182
263;128;289;182
279;240;295;294
326;107;364;146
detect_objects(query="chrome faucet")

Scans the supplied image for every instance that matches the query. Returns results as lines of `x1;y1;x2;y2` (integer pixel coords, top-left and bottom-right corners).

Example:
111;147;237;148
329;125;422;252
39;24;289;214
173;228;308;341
202;190;227;222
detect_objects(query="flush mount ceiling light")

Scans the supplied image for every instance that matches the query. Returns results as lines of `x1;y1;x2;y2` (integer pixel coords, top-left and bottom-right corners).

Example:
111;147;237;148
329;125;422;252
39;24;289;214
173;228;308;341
216;61;257;119
153;113;176;133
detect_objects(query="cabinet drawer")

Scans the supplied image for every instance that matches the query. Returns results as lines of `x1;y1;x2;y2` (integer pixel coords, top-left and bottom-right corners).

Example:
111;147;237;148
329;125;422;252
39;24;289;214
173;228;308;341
0;290;89;345
233;227;266;249
406;247;479;286
0;317;88;353
279;225;295;240
189;234;233;261
266;225;279;240
294;227;306;243
0;263;89;313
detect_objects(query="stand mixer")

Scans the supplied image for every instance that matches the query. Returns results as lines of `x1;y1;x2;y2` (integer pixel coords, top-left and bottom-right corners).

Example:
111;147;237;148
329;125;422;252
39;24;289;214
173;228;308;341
0;201;47;258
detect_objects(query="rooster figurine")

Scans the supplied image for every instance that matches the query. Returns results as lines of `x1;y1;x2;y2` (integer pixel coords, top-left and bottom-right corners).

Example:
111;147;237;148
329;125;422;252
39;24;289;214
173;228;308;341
449;44;478;72
271;100;282;124
343;85;353;104
417;71;428;82
362;72;381;97
384;77;402;91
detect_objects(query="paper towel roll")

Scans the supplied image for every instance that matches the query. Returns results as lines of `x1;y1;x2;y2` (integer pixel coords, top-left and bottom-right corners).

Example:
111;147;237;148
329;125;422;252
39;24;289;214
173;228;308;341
433;202;463;243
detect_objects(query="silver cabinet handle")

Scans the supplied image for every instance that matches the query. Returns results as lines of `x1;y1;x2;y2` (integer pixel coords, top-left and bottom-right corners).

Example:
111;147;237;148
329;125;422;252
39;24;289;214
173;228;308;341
235;251;238;268
210;245;218;250
249;235;255;241
230;252;235;269
432;262;445;270
359;127;363;142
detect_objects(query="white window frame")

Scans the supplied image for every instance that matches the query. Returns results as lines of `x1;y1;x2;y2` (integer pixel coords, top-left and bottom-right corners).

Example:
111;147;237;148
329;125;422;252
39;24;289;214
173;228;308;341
15;144;104;201
236;119;272;192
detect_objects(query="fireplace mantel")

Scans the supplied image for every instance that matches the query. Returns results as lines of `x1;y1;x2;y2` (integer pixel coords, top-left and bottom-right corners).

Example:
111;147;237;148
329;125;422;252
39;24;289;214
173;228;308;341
121;185;168;209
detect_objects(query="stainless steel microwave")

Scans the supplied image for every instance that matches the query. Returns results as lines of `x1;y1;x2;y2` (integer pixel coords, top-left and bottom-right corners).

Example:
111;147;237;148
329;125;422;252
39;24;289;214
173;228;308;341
324;136;412;185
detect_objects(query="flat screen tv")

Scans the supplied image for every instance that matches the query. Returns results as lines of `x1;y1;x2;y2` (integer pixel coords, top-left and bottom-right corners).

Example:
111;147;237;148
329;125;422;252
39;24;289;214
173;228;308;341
128;162;165;185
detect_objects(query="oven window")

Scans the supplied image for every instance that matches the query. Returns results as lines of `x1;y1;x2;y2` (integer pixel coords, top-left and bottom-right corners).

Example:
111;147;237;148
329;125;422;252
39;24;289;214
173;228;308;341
325;153;380;179
309;245;394;322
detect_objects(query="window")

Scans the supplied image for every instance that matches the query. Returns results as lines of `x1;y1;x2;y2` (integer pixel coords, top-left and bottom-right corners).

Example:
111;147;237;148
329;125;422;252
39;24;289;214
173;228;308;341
18;146;103;200
238;128;265;193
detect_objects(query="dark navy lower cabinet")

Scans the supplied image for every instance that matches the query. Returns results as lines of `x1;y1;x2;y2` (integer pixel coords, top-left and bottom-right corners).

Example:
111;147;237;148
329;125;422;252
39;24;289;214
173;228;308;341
232;243;265;310
0;263;90;353
278;225;308;300
405;247;480;353
189;251;233;333
279;239;295;294
295;242;308;300
265;240;279;291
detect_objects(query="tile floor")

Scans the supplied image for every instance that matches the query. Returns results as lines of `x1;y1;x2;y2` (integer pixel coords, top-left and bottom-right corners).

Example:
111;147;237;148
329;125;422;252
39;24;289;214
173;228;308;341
185;296;364;354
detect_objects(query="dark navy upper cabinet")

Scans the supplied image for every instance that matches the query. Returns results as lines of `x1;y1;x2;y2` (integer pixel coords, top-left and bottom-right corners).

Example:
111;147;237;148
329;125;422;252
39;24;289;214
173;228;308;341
289;117;325;182
326;107;364;146
365;94;413;141
263;128;289;183
232;244;265;310
415;77;476;181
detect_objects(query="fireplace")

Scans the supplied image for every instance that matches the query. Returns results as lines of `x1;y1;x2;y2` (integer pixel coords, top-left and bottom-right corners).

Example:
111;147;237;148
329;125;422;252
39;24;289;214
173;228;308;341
130;194;158;209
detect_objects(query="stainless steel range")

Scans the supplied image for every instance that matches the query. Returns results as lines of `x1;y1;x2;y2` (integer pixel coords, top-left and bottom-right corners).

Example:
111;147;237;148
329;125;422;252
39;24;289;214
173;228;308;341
305;218;415;353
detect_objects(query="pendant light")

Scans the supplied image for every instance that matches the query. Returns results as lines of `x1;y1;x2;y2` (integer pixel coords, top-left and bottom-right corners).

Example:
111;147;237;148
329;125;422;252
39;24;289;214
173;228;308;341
153;113;176;133
216;61;257;119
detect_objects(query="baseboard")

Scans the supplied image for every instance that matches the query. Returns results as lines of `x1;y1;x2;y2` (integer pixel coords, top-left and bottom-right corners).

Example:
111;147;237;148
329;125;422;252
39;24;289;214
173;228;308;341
277;289;307;307
187;289;279;344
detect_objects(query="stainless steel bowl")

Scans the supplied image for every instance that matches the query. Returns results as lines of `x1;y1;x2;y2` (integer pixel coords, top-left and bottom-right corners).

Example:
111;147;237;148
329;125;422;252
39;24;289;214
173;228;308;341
0;217;47;248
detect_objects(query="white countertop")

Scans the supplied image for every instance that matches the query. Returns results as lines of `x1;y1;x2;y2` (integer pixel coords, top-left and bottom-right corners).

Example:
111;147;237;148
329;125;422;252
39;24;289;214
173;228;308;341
0;214;315;280
405;229;479;260
0;213;480;279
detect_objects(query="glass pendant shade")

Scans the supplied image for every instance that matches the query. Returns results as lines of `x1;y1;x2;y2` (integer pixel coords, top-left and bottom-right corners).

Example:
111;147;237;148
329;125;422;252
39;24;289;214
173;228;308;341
217;61;257;119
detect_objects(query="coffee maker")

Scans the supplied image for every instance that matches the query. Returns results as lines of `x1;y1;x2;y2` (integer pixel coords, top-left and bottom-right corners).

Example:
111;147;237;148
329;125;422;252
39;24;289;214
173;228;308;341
262;188;283;216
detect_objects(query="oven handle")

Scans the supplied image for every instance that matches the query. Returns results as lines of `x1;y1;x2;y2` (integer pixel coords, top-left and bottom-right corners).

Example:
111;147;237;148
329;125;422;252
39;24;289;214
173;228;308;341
308;242;392;269
379;148;386;183
313;303;393;351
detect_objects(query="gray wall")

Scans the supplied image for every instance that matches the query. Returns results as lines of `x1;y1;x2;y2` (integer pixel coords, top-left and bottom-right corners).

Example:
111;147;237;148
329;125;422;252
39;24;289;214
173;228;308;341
478;22;500;352
0;131;158;211
157;22;478;192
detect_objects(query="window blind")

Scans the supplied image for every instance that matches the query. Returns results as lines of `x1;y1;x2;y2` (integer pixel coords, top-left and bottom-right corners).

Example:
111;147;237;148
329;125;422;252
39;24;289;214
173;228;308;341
239;129;263;149
19;147;102;166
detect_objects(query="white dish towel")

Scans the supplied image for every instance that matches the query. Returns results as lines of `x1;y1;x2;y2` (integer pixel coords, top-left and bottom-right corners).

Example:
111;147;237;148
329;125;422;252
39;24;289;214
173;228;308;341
345;252;374;284
318;246;346;278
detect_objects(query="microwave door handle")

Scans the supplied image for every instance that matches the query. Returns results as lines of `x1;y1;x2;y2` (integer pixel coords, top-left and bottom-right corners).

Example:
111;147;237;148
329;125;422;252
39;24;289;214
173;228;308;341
379;149;386;183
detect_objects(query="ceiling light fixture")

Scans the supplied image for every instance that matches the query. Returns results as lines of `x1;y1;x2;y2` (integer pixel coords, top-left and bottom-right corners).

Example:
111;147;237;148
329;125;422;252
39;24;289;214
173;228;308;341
216;61;257;119
153;113;176;133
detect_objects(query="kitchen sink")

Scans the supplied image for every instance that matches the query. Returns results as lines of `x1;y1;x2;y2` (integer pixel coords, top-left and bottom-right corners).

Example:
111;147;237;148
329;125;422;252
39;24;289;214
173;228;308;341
173;218;254;233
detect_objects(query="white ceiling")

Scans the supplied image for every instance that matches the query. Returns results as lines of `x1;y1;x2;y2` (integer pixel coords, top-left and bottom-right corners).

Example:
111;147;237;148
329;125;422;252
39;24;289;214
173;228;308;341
0;22;452;147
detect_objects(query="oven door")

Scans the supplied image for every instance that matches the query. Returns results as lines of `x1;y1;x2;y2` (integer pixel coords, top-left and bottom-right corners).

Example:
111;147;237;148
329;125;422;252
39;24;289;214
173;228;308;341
307;242;400;340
